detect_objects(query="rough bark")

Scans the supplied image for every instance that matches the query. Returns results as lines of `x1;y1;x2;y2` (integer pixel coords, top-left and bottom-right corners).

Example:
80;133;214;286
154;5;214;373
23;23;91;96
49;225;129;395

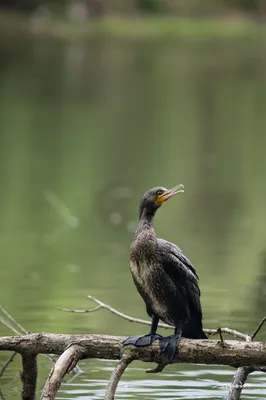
21;353;37;400
104;353;133;400
227;366;252;400
1;333;266;367
41;344;85;400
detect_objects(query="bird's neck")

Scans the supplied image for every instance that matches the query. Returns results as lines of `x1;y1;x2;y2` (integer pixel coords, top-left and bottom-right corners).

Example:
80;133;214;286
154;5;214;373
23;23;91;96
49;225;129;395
136;209;155;235
131;210;157;261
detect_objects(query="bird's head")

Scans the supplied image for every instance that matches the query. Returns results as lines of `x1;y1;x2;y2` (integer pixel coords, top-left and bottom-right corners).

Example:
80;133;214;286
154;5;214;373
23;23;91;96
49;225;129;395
139;184;184;219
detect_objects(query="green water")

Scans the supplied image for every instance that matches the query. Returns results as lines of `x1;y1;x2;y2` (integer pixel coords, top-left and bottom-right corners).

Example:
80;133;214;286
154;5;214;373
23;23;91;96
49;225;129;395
0;31;266;399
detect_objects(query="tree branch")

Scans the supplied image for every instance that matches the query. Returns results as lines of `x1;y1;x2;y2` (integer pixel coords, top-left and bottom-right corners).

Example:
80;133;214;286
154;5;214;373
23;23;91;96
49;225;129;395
250;316;266;340
227;314;266;400
0;306;28;334
0;351;17;378
21;353;37;400
0;333;266;367
58;296;249;340
41;344;85;400
1;303;266;400
0;306;56;376
227;366;253;400
104;353;133;400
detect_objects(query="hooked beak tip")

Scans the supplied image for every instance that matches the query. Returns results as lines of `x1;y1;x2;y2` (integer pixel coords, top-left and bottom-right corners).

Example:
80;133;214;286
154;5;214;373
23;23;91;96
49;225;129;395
158;184;184;203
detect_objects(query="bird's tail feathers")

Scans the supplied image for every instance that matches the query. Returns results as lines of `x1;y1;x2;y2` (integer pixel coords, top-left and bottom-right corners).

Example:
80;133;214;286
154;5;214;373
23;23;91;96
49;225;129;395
182;320;207;339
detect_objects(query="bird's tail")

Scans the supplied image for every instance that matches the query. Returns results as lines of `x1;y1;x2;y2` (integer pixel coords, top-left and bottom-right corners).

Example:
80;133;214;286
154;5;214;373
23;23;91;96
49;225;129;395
182;319;207;339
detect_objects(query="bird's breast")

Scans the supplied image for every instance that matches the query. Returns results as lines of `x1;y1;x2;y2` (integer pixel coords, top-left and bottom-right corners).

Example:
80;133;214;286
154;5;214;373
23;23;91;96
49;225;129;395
130;259;168;319
130;259;154;284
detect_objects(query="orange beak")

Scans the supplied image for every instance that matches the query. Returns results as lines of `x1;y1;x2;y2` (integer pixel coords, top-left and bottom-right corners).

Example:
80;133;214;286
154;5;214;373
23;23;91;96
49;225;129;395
157;184;184;204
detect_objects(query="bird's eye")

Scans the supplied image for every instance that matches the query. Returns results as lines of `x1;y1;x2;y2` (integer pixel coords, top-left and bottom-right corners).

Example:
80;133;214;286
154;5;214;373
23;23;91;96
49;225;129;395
156;190;163;197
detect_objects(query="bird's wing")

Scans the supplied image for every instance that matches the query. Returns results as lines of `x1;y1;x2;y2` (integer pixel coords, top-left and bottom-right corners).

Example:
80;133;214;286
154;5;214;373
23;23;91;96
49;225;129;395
157;238;202;317
157;238;199;280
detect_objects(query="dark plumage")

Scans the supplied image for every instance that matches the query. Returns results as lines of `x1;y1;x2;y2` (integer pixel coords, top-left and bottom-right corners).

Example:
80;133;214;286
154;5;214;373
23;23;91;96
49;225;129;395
123;185;207;361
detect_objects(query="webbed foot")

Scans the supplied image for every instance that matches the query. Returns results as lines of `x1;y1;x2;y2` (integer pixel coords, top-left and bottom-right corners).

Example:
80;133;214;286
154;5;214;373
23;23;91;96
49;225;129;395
159;334;181;361
123;333;162;347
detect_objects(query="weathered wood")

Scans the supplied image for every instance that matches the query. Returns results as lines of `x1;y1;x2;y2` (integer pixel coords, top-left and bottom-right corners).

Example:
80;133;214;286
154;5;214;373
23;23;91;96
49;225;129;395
41;344;84;400
21;353;37;400
1;333;266;367
104;354;133;400
227;366;252;400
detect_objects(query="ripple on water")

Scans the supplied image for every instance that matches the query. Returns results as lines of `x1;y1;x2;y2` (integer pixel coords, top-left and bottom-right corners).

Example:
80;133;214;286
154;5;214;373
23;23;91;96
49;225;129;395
56;362;266;400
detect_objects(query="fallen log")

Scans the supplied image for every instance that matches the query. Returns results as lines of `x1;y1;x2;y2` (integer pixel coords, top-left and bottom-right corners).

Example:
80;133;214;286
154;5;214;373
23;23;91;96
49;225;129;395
1;333;266;366
1;332;266;400
1;301;266;400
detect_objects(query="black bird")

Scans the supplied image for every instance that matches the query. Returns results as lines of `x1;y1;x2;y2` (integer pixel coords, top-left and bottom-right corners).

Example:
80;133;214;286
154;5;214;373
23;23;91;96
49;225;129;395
123;185;207;361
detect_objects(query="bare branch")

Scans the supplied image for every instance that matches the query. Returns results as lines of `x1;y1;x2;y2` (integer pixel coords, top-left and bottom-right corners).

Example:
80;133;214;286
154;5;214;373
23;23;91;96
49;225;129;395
0;306;27;335
59;296;245;341
104;354;132;400
41;344;84;400
227;366;253;400
250;316;266;340
57;306;101;313
21;354;37;400
0;316;21;336
217;327;225;346
0;311;56;373
206;328;247;341
0;351;17;378
227;317;266;400
86;295;170;328
0;333;266;368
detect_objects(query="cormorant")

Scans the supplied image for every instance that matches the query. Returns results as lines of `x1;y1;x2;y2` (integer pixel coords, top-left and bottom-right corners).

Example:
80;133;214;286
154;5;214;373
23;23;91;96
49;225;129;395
123;185;207;361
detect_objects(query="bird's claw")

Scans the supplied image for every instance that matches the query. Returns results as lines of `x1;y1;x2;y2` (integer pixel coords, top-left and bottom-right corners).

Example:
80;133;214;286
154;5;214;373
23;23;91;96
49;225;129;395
159;335;180;362
123;333;162;347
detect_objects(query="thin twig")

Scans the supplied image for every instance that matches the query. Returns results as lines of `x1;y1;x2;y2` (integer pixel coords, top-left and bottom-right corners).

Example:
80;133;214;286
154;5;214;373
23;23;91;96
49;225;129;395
44;191;79;227
65;368;83;384
57;306;101;313
0;306;27;334
217;327;226;347
0;308;56;375
250;316;266;340
62;296;250;341
0;317;21;336
0;352;17;378
104;354;132;400
206;328;248;341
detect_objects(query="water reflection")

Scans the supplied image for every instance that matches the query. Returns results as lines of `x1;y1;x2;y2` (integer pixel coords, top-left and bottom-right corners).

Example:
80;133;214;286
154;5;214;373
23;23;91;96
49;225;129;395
0;32;266;399
56;362;266;400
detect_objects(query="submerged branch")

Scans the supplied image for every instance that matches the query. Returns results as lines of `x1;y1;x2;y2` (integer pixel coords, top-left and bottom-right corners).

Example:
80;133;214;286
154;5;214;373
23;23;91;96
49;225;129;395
0;351;17;378
104;353;133;400
227;314;266;400
228;366;250;400
1;303;266;400
41;345;85;400
21;354;37;400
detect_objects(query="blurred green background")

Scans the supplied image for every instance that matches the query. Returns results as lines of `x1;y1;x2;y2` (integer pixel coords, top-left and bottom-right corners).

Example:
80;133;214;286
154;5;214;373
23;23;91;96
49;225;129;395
1;1;266;399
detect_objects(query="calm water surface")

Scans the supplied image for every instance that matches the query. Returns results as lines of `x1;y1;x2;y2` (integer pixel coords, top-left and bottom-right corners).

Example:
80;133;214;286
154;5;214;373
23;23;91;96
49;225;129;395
0;29;266;399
